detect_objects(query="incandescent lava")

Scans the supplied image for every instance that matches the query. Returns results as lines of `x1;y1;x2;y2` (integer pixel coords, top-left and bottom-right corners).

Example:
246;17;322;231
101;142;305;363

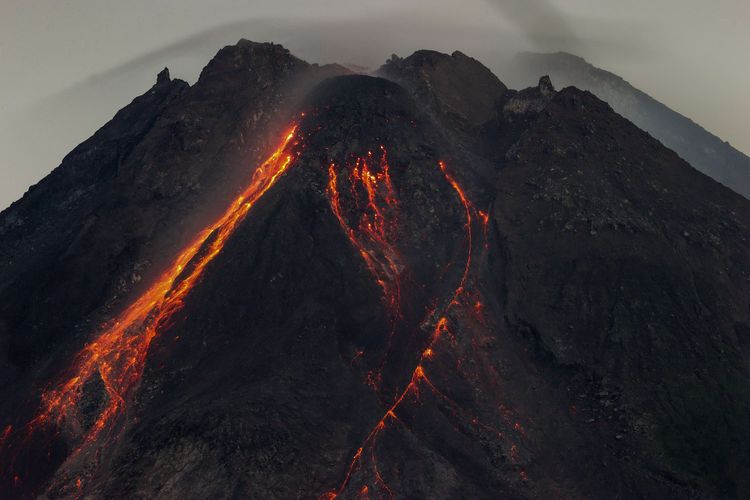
321;157;524;498
1;125;300;494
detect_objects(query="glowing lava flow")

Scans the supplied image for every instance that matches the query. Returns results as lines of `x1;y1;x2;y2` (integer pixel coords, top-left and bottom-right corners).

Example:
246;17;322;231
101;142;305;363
327;149;404;387
327;149;402;317
322;159;482;499
18;126;298;462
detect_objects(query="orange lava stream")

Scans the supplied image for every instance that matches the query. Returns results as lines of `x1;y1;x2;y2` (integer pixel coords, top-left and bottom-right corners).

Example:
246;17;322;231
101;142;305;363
23;126;298;457
322;160;478;499
327;149;402;316
327;149;403;388
438;161;473;307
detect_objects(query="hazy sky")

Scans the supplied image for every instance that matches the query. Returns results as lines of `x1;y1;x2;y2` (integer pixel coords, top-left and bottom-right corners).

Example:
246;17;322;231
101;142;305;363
1;0;748;209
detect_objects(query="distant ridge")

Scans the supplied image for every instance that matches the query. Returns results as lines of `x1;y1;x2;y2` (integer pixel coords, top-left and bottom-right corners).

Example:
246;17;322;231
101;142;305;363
510;51;750;199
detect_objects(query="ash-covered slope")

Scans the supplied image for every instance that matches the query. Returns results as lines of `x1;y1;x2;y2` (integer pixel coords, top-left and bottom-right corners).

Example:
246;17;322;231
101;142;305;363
1;42;749;499
509;51;750;199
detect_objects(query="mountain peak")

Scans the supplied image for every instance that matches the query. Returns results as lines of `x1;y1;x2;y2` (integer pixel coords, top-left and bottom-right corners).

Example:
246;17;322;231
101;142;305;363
156;67;171;85
197;39;306;84
538;75;554;95
379;48;507;125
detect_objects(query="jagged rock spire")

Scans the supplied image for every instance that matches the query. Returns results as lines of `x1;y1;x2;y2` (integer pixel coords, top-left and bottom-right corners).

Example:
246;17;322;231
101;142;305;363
156;67;171;85
538;75;555;95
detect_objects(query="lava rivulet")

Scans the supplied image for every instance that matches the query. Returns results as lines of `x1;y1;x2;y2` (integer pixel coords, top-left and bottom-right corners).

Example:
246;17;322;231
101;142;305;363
322;158;491;498
4;126;299;482
323;157;530;498
327;149;404;388
327;149;402;317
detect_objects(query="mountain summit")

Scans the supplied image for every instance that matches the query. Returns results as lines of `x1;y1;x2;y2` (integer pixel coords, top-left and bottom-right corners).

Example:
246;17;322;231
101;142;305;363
1;41;749;499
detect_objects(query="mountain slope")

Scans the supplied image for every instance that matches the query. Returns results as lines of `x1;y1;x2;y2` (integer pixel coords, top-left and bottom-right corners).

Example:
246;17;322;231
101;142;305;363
0;40;349;495
508;51;750;199
0;39;346;415
492;87;750;497
0;42;748;499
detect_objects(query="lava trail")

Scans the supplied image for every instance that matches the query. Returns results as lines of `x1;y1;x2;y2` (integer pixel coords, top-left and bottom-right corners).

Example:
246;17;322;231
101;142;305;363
322;157;529;498
322;158;480;499
327;148;402;317
327;148;404;388
2;125;299;490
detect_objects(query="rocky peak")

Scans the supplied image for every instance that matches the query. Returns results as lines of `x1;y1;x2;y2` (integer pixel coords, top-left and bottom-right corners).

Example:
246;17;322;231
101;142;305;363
156;67;171;86
197;39;307;85
538;75;554;95
502;76;557;117
379;49;507;126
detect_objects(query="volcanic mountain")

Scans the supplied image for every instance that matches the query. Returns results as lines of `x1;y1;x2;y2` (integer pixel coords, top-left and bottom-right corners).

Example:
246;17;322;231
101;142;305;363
1;41;749;499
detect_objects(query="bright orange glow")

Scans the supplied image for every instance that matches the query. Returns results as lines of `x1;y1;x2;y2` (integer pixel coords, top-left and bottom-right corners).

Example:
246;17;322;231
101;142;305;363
327;149;401;317
0;132;531;496
23;125;299;458
438;161;472;307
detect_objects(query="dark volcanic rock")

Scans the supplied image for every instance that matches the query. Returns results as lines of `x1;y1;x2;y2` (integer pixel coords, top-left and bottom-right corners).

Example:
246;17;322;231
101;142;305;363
378;49;512;202
1;43;749;500
0;71;189;375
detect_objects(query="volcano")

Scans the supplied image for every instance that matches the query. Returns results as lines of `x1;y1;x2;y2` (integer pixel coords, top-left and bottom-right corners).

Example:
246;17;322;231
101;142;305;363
1;41;749;499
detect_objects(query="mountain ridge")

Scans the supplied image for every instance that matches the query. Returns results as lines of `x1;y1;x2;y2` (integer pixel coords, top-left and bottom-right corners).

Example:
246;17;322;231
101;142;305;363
509;51;750;199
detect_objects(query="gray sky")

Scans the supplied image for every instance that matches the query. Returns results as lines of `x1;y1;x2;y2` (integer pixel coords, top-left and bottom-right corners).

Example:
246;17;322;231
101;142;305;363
1;0;748;209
